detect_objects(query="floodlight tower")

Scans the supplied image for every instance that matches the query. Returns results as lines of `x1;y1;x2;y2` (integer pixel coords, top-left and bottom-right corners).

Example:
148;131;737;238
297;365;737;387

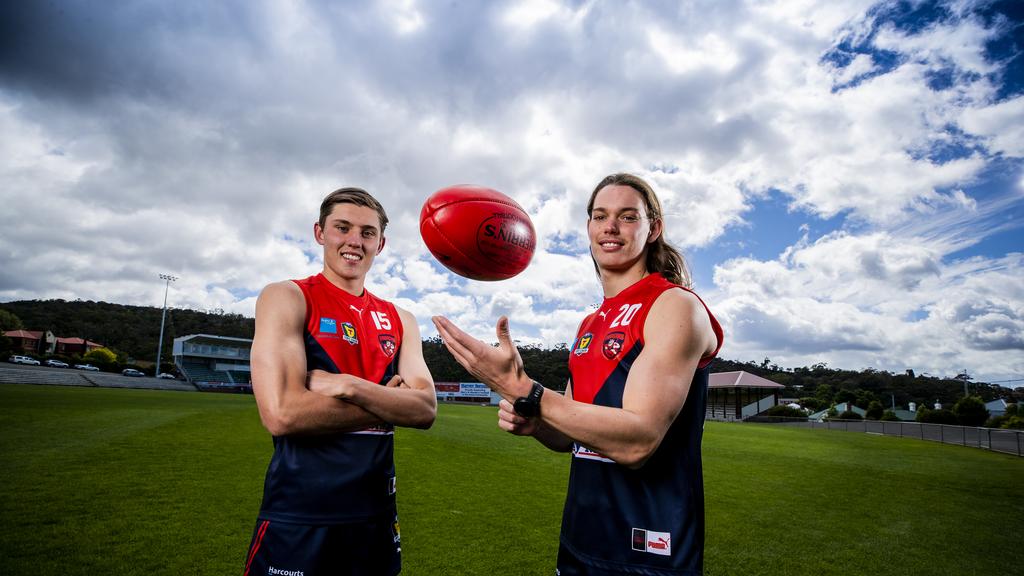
156;274;178;375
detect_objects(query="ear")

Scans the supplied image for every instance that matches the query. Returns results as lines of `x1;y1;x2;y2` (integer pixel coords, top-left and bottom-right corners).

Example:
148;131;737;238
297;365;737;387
647;218;663;244
314;222;326;246
377;235;386;254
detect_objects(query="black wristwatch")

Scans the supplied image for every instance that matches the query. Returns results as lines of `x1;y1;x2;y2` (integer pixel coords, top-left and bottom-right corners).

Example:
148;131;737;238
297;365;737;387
513;380;545;418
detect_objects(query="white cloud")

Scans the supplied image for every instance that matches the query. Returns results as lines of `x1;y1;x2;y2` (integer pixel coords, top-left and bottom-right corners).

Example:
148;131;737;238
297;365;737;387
0;0;1020;383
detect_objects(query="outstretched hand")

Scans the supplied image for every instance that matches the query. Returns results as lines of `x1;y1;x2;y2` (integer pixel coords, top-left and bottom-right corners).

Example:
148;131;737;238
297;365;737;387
431;315;531;401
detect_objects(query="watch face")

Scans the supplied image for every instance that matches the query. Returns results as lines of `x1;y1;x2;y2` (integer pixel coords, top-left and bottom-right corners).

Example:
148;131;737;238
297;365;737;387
514;397;538;418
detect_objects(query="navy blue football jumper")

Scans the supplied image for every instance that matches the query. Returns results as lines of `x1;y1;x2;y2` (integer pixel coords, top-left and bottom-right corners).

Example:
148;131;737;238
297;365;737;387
561;273;723;575
257;273;404;524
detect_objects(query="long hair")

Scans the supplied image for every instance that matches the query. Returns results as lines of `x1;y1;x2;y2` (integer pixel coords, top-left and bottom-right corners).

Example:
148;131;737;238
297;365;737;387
586;173;691;288
318;187;389;232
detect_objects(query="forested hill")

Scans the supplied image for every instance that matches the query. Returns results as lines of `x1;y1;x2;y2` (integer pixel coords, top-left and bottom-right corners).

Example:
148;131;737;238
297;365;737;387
0;299;254;364
1;299;1019;406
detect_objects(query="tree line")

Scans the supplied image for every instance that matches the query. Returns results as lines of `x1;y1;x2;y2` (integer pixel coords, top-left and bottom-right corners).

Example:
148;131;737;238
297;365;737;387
2;299;1020;411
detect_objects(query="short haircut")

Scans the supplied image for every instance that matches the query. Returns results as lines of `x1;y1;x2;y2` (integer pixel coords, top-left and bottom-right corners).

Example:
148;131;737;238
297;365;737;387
318;187;389;233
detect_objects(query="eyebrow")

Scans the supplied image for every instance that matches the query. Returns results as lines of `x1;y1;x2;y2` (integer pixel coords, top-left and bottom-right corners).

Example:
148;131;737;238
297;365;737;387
591;207;641;213
330;218;379;232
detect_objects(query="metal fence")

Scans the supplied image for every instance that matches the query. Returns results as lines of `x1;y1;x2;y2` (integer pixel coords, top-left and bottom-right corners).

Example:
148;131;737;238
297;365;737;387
748;417;1024;457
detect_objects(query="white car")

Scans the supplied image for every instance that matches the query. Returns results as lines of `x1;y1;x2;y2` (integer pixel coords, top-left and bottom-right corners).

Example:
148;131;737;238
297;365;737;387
122;368;145;377
45;359;70;368
156;372;177;379
9;355;41;365
75;363;100;371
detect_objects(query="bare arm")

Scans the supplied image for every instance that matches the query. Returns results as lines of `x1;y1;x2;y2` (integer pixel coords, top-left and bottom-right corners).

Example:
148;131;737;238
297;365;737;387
308;307;436;429
251;281;384;436
434;289;716;468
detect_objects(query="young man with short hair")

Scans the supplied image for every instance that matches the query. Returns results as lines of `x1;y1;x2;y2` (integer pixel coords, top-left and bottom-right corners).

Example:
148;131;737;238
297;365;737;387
244;187;436;576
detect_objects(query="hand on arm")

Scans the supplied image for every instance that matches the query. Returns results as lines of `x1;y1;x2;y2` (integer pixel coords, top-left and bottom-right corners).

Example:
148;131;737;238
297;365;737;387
307;307;436;429
497;396;574;452
250;281;382;436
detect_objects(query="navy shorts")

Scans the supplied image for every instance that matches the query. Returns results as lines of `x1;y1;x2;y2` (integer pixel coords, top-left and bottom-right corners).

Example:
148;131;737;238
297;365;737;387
243;515;401;576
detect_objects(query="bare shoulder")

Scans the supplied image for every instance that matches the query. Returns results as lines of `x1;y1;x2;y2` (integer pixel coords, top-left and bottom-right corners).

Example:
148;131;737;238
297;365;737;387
646;287;715;355
255;281;306;325
394;305;422;336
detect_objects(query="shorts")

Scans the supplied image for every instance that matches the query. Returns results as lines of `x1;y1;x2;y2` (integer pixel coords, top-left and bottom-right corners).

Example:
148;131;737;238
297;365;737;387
556;542;694;576
243;515;401;576
556;542;588;576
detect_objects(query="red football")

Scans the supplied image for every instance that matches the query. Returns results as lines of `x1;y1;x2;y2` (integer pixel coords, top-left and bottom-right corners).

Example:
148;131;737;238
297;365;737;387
419;185;536;281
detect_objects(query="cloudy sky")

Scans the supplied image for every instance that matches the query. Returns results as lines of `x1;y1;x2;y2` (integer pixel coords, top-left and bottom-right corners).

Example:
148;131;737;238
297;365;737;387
1;0;1021;384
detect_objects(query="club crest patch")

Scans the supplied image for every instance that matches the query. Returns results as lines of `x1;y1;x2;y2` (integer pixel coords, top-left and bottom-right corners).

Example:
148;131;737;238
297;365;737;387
379;334;397;357
341;322;358;345
573;333;593;356
603;331;625;359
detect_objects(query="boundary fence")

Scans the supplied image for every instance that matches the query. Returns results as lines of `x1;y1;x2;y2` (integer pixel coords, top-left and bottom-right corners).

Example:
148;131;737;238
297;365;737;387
748;417;1024;457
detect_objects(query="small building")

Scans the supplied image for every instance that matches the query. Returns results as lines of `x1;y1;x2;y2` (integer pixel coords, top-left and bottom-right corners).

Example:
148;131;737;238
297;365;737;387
54;336;103;356
985;399;1008;418
808;402;867;422
706;371;785;421
4;330;56;355
887;408;918;421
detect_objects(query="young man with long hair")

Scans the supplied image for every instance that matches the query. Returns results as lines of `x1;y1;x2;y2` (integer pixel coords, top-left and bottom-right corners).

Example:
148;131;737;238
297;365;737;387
434;173;723;575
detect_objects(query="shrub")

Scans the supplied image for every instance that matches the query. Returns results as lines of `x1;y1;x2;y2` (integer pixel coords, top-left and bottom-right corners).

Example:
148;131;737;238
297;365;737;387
838;410;863;420
1002;416;1024;430
865;401;884;420
799;397;827;412
985;416;1008;429
953;396;989;427
83;347;118;371
918;408;958;425
881;410;899;421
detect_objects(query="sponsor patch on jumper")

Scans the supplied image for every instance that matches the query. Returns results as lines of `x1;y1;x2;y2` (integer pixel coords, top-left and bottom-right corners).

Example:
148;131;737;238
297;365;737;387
631;528;671;556
268;566;305;576
573;333;593;356
319;317;337;334
572;443;614;463
341;322;358;344
349;425;395;436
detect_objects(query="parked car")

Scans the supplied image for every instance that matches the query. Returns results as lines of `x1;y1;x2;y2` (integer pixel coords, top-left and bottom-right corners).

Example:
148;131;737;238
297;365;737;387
74;363;100;371
156;372;177;379
122;368;145;377
9;355;41;365
45;359;70;368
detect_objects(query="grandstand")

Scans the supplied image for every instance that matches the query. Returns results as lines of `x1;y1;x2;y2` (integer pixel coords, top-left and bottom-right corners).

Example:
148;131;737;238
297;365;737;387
706;371;784;421
173;334;253;393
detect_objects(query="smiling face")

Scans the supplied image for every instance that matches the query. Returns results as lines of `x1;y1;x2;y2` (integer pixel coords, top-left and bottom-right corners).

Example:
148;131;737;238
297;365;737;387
588;184;662;280
315;202;386;293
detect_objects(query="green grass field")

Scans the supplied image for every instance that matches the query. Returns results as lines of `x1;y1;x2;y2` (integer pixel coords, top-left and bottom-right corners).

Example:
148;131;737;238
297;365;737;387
1;384;1021;575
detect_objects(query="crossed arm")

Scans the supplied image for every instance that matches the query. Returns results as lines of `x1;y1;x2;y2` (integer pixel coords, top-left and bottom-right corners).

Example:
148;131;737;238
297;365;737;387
251;281;435;437
432;288;716;468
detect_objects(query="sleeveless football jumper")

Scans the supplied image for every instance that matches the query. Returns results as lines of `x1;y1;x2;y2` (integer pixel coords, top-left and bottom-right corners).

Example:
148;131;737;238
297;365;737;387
561;273;723;575
257;273;404;524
